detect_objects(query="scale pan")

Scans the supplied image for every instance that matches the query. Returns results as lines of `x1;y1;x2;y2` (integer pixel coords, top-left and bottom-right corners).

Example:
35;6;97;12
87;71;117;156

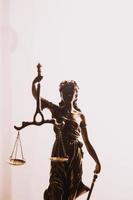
8;158;26;166
49;157;68;162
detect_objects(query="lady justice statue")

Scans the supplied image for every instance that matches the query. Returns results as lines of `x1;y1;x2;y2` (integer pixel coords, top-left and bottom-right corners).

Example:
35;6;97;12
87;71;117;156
32;64;101;200
9;64;101;200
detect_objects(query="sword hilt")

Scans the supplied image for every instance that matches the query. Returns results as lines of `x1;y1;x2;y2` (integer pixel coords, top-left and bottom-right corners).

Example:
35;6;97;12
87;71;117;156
87;173;98;200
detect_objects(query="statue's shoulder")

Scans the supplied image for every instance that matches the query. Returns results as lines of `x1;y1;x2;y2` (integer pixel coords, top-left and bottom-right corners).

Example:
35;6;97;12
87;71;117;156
79;113;87;128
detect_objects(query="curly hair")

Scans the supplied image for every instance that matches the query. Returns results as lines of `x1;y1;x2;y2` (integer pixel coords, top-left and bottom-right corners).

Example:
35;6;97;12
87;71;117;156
59;80;81;111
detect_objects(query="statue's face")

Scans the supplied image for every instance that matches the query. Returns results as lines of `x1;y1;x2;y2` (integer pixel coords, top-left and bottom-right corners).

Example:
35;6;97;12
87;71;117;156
61;87;77;104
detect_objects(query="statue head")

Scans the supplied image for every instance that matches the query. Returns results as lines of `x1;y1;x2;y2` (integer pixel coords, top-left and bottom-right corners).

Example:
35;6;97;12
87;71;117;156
59;80;80;111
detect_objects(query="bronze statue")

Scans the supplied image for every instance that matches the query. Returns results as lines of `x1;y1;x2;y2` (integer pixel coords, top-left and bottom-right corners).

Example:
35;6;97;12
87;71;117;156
9;64;101;199
32;66;101;200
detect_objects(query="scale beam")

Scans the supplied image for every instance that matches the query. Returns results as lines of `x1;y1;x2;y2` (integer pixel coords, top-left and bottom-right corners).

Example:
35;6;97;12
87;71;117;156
14;119;56;130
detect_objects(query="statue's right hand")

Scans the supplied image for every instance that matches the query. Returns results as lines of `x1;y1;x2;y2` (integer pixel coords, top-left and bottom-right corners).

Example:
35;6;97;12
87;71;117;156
33;75;43;84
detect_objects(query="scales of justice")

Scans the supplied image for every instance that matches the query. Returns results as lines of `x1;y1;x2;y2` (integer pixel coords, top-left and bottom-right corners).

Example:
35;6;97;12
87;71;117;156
8;64;99;200
9;64;68;166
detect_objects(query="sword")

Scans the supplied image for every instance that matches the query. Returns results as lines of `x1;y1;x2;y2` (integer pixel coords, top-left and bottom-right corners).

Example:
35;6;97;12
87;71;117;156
87;173;98;200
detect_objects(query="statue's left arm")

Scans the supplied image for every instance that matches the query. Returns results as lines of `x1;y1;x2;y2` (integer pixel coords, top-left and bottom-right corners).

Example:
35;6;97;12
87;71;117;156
80;114;101;174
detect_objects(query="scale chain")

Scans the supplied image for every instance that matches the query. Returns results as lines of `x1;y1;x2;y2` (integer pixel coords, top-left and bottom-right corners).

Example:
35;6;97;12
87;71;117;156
10;131;20;159
18;132;25;159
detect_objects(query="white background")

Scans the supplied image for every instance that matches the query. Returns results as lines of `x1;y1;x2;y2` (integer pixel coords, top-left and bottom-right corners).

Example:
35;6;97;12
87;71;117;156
0;0;133;199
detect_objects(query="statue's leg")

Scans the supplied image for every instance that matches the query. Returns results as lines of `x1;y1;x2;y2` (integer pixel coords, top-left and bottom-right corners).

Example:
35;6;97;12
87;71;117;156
44;162;67;200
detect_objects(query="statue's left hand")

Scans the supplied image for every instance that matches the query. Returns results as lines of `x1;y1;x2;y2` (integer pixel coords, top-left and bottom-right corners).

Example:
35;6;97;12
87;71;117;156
94;162;101;174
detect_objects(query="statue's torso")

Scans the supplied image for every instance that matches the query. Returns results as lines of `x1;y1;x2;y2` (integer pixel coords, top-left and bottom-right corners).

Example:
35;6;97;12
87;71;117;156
52;106;82;140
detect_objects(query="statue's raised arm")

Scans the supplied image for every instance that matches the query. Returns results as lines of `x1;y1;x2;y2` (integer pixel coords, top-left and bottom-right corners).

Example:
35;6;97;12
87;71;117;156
32;63;58;113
